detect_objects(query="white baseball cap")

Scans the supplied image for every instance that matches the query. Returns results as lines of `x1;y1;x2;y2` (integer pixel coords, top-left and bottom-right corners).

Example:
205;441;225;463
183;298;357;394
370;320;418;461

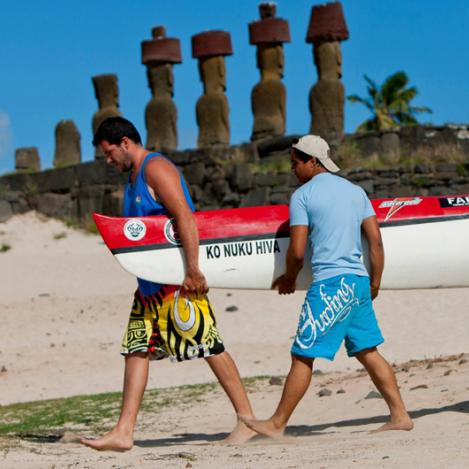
291;135;340;173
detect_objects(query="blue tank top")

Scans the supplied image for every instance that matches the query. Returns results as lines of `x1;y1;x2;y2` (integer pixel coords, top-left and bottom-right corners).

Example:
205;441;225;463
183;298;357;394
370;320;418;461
123;152;195;296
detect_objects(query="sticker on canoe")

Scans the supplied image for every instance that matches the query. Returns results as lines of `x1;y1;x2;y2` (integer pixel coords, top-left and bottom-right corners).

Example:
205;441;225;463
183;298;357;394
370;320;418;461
439;196;469;208
164;219;182;246
379;197;422;221
123;219;146;241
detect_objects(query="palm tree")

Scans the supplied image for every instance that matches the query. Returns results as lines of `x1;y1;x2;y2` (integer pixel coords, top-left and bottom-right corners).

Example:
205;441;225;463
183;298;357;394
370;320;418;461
348;71;432;132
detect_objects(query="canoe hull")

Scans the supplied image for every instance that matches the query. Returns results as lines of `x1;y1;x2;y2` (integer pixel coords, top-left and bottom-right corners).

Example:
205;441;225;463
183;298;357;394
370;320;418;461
94;195;469;290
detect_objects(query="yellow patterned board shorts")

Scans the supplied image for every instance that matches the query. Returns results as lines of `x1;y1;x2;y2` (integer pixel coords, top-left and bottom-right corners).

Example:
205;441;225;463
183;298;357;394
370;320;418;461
121;286;225;362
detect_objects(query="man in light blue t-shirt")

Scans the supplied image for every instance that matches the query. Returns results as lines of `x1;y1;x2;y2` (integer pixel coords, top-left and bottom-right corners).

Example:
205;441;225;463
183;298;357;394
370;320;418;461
244;135;413;438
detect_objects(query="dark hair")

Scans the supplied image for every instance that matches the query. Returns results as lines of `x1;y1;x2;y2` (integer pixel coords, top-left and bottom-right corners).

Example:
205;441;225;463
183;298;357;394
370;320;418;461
92;117;142;146
291;144;327;170
291;146;312;163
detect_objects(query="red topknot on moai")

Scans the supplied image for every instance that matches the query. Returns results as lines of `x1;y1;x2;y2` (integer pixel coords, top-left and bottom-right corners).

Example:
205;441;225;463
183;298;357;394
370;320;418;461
249;3;290;141
141;26;182;152
192;30;233;148
307;2;349;150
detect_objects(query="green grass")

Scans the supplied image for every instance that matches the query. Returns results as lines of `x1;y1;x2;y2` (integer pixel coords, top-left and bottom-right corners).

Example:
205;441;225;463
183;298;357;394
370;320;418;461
0;183;9;198
83;215;99;235
0;392;122;437
61;214;99;235
456;164;466;177
23;178;38;198
0;244;11;253
53;232;67;240
249;159;291;174
337;139;468;172
413;176;432;188
53;162;78;169
335;139;364;170
0;377;274;439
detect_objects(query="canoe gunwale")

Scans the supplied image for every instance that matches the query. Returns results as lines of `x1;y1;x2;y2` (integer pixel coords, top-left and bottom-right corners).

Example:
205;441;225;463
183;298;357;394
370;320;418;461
108;213;469;256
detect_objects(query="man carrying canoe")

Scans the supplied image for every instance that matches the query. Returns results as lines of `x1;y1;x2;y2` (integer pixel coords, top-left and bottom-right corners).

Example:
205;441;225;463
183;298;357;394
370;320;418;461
243;134;413;438
81;117;255;451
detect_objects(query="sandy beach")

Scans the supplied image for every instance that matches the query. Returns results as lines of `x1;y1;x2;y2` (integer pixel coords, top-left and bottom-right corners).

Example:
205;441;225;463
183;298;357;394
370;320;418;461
0;212;468;468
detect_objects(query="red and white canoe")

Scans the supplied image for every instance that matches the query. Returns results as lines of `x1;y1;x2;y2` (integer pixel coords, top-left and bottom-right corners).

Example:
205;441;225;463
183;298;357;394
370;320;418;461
93;194;469;290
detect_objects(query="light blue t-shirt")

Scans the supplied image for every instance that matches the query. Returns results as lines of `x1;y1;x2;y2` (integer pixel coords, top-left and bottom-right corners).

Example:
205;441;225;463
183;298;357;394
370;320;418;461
289;172;375;283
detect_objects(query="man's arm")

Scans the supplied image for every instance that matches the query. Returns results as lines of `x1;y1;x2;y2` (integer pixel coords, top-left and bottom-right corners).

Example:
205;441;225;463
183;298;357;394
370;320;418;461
361;215;384;300
145;158;207;294
272;225;308;294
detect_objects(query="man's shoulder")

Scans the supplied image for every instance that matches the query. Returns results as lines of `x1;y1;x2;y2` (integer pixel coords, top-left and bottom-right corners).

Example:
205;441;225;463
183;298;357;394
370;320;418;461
144;154;178;177
328;174;366;194
144;152;169;167
292;180;313;199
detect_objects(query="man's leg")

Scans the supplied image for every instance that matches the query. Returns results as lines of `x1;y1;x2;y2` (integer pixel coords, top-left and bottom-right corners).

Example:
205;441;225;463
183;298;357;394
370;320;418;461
355;347;413;432
205;351;257;444
242;355;314;439
81;352;149;451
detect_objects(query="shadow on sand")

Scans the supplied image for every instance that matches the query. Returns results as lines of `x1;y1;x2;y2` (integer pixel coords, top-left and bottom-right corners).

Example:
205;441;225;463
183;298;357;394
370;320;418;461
133;400;469;448
286;400;469;437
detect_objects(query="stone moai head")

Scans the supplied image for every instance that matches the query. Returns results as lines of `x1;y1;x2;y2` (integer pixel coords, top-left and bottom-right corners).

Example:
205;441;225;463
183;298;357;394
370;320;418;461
146;65;173;97
249;2;290;80
141;25;182;98
306;1;349;79
256;45;284;80
313;42;342;80
54;119;81;167
92;74;119;109
192;30;233;93
15;147;40;172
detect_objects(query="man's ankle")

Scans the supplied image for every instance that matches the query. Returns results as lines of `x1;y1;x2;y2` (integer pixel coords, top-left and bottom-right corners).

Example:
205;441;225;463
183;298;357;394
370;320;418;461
114;423;135;436
270;415;286;430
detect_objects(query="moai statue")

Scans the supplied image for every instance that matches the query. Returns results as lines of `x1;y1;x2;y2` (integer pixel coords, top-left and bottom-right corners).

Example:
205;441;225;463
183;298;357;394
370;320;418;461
249;3;290;141
15;147;40;172
306;2;349;150
92;74;121;158
192;30;233;147
54;119;81;167
141;26;182;152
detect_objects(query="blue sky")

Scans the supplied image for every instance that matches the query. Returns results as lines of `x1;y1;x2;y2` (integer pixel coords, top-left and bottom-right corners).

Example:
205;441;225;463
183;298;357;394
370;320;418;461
0;0;468;174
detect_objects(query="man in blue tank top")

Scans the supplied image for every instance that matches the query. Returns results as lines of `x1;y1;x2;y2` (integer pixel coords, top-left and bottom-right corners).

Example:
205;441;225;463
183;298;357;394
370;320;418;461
82;117;256;451
243;135;413;438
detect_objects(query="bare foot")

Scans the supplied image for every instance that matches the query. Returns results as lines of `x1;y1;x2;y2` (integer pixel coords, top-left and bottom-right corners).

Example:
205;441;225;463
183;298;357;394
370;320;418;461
371;416;414;433
241;417;285;440
220;418;257;445
80;428;133;452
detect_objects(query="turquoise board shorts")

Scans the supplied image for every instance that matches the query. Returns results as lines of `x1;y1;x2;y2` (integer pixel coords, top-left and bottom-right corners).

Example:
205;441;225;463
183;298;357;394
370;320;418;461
291;274;384;361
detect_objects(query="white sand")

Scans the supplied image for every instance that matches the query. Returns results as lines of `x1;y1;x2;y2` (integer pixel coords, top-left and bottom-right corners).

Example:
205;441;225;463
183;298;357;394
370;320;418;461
1;212;468;468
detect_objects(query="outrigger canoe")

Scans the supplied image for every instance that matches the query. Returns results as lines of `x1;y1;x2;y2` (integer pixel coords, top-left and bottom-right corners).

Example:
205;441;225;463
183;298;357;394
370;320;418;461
93;194;469;290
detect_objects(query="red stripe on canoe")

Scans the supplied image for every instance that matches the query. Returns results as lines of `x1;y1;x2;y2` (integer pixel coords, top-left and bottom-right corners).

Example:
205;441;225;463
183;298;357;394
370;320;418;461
93;194;469;251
